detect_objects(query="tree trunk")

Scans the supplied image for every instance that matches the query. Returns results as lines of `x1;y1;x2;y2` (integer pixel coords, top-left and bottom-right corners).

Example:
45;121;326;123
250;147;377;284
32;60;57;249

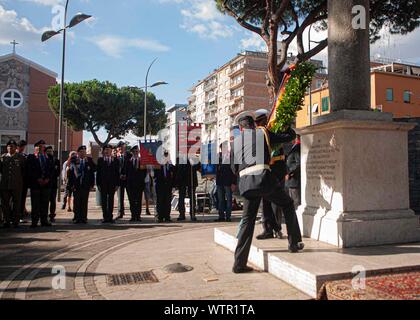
267;20;280;100
328;0;371;111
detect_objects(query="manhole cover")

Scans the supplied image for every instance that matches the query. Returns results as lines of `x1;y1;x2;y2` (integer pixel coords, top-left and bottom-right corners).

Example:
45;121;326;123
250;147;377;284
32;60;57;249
163;263;194;274
106;271;158;287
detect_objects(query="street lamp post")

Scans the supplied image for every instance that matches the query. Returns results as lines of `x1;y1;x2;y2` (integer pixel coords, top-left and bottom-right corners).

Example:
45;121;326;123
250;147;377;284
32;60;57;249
42;0;91;202
308;24;323;126
143;58;168;142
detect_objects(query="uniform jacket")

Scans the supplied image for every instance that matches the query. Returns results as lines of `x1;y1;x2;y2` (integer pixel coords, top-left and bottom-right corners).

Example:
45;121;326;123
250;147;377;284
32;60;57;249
26;153;55;189
174;162;200;188
123;157;147;190
48;156;61;189
68;157;96;191
270;148;287;182
216;153;236;187
0;153;26;191
286;143;301;189
117;152;131;187
233;127;296;198
96;157;120;189
154;163;175;189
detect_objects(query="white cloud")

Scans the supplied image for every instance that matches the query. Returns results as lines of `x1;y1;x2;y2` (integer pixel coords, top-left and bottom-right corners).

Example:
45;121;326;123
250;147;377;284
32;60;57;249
162;0;235;40
90;35;170;58
240;32;267;52
20;0;63;6
0;4;48;47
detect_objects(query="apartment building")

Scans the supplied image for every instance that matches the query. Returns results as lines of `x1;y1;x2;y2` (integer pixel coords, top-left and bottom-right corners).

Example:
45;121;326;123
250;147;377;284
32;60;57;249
296;59;420;128
188;51;326;146
188;51;272;146
164;104;188;164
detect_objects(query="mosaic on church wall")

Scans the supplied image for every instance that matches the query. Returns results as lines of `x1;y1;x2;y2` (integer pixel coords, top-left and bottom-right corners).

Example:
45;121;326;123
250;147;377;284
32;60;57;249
0;59;30;131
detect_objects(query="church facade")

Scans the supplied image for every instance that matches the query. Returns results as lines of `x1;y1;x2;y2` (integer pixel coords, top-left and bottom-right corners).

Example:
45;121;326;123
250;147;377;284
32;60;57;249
0;53;82;153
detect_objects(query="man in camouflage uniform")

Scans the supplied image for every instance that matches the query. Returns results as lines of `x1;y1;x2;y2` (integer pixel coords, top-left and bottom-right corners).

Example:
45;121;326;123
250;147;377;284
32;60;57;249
0;140;26;228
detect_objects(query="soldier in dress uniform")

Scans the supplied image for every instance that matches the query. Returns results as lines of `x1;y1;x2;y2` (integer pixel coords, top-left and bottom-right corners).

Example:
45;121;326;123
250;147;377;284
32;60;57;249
155;151;174;223
0;140;26;228
254;109;284;240
26;140;54;228
68;146;96;224
123;146;147;222
45;146;60;223
286;135;302;209
96;145;120;223
231;113;304;274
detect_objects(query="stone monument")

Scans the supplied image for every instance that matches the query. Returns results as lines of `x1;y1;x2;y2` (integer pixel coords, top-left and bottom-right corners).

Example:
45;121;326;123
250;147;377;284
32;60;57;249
297;0;420;247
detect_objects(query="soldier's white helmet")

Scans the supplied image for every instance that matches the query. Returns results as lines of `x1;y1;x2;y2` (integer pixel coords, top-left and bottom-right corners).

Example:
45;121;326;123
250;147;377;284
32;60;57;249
254;109;269;122
234;110;255;126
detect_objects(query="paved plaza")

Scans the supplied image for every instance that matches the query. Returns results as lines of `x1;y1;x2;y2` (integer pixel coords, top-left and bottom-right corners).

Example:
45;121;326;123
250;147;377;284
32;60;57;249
0;195;309;300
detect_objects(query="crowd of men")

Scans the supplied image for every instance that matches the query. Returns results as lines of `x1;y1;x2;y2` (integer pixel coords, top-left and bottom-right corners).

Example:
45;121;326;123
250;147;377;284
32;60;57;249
0;108;303;274
0;139;205;228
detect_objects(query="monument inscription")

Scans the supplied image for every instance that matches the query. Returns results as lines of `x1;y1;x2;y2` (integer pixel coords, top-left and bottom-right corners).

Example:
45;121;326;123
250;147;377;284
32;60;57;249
304;136;341;208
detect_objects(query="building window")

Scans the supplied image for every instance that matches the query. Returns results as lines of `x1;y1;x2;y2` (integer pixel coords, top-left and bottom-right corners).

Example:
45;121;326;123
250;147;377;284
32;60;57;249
1;89;23;109
386;88;394;102
404;91;411;103
321;97;329;112
316;80;323;89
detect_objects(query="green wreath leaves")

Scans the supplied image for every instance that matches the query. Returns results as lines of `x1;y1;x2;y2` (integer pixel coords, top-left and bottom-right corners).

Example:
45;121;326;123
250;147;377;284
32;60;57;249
270;62;316;133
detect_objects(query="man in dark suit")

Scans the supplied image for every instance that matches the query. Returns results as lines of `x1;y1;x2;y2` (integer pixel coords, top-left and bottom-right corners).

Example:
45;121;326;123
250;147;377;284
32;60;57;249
68;146;96;224
45;146;60;223
96;145;120;223
215;142;236;222
174;157;200;222
26;140;54;228
123;146;147;222
286;135;302;209
232;115;303;274
17;140;29;222
0;140;26;228
116;141;129;219
155;151;174;223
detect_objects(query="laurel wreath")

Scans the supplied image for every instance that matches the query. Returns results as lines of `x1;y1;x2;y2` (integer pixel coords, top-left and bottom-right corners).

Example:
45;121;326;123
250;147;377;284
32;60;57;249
270;62;317;133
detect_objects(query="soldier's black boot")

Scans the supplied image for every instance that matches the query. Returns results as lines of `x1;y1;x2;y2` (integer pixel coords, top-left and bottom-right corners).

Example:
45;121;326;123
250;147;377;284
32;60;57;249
256;232;274;240
177;214;186;221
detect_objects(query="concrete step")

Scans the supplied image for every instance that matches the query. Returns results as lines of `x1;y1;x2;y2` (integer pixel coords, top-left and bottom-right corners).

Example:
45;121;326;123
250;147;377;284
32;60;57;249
214;226;420;298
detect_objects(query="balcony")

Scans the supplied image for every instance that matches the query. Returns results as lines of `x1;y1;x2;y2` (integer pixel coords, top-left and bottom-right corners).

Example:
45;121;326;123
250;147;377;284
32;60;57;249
230;95;243;102
204;115;217;124
204;81;217;92
229;104;245;116
230;79;244;90
205;103;218;113
188;104;196;113
228;66;245;78
188;95;196;103
206;93;217;102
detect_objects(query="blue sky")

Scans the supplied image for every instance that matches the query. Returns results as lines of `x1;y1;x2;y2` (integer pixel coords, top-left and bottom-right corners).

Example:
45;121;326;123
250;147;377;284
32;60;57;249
1;0;419;144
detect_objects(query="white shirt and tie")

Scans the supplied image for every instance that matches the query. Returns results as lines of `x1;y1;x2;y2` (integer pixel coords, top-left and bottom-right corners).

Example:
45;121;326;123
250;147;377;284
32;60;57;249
132;156;140;169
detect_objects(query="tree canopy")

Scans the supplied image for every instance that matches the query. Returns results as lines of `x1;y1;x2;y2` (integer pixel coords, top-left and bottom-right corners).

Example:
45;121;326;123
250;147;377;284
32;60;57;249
48;79;166;147
216;0;419;98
